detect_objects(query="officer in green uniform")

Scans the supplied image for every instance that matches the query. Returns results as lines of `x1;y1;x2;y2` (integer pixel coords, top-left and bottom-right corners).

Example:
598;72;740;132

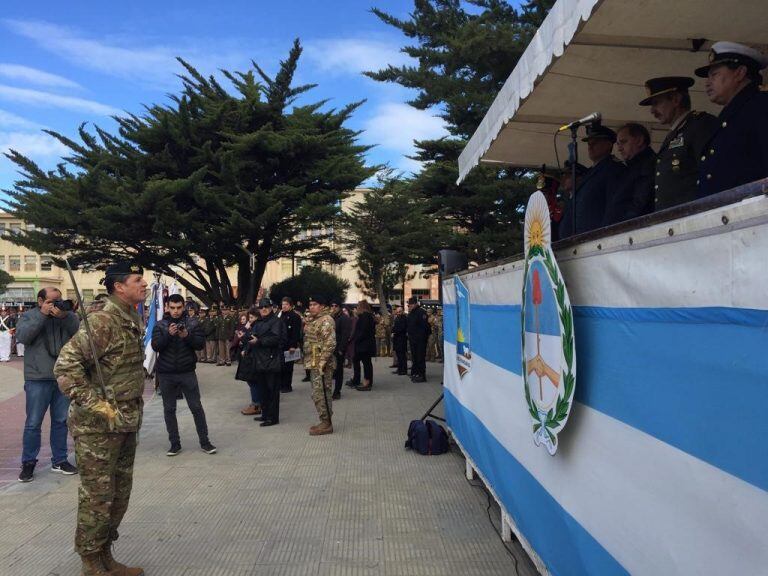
201;307;216;363
639;76;719;210
303;295;336;436
54;261;147;576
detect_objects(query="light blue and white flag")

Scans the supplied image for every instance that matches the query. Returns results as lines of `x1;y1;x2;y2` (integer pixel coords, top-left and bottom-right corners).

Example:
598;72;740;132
142;281;163;373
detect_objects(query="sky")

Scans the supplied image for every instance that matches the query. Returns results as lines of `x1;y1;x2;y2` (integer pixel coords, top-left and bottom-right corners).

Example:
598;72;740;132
0;0;451;193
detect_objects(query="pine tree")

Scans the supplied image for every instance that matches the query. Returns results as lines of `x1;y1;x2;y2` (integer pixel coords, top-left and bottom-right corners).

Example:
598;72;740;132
4;40;375;305
367;0;555;262
267;266;350;306
338;176;448;319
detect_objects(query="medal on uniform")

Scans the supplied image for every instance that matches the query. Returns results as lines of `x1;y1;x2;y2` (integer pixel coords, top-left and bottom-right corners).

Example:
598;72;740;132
669;136;684;149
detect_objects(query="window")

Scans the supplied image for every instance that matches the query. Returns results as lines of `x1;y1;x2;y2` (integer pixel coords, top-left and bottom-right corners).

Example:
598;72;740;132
281;260;292;276
82;289;94;301
0;223;5;236
26;224;35;232
9;223;20;235
410;289;430;299
0;287;35;302
40;256;53;272
24;255;36;272
9;256;20;272
0;256;5;271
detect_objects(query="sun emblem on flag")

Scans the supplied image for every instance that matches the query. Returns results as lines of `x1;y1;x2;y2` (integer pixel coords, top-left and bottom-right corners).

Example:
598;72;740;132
524;193;551;253
521;191;576;456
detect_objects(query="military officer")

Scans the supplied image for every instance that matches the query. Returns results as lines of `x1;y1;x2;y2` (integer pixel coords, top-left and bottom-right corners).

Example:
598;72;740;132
695;42;768;197
558;124;625;239
303;294;336;436
54;261;147;576
639;76;719;210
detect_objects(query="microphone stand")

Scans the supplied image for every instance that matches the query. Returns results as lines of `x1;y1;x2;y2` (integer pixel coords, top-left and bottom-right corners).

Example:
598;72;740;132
569;125;579;236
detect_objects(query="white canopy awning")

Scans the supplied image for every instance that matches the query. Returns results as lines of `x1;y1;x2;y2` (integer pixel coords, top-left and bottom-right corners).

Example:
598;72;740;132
457;0;767;182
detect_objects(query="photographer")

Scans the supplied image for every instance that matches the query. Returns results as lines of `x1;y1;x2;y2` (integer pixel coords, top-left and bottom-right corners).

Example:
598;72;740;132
151;294;216;456
16;287;80;482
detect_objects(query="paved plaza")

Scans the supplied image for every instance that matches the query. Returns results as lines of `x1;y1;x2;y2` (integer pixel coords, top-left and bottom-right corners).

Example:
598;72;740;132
0;357;537;576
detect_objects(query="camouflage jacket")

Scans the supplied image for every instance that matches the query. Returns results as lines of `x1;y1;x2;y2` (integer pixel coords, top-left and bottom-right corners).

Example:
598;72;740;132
217;314;237;340
54;296;145;435
303;310;336;370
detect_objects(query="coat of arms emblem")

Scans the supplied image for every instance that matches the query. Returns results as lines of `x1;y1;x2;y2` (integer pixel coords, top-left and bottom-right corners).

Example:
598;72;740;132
455;275;471;378
521;192;576;455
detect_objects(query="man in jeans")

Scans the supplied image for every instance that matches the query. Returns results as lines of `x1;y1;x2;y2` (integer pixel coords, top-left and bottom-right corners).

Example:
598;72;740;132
16;287;80;482
151;294;216;456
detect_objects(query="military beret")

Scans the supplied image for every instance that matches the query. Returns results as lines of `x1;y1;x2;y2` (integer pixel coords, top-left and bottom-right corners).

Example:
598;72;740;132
639;76;695;106
695;41;768;78
257;298;272;309
308;294;329;306
103;260;143;278
581;124;616;143
330;299;343;306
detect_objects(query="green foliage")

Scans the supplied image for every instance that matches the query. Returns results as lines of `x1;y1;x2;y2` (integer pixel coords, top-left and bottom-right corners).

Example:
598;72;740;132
368;0;554;262
267;266;349;306
0;270;14;295
338;175;449;314
4;40;375;305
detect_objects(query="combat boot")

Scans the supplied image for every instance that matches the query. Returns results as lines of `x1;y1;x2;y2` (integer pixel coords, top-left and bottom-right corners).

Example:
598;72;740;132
101;545;144;576
80;552;110;575
310;421;333;436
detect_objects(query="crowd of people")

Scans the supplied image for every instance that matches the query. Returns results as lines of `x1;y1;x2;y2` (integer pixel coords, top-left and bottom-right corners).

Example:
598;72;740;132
552;42;768;239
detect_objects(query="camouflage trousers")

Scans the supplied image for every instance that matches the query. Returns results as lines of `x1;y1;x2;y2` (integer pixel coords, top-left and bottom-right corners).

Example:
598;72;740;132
310;366;334;424
74;432;137;554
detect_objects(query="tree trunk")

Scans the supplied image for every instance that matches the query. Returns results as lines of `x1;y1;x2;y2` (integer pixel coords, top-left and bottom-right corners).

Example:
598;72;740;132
376;273;389;321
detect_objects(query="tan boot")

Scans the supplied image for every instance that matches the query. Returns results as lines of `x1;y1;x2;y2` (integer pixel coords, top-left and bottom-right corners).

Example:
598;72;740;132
80;552;110;576
308;422;323;433
101;545;144;576
310;421;333;436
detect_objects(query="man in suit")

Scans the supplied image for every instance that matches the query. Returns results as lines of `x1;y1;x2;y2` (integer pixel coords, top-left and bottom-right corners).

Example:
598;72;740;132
278;297;303;393
391;305;408;376
406;297;430;383
603;123;656;226
639;76;719;210
558;124;625;239
695;42;768;197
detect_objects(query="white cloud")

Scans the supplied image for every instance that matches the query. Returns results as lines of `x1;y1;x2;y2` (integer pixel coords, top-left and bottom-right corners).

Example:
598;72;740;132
362;102;448;176
0;109;39;130
0;85;120;116
0;130;68;157
3;19;263;89
363;102;447;152
305;38;414;76
0;64;80;89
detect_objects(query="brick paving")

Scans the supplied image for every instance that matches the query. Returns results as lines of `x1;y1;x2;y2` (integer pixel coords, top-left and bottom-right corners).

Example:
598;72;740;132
0;358;537;576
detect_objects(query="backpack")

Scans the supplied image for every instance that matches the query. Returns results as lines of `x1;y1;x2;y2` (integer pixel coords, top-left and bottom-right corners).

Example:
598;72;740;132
405;419;450;455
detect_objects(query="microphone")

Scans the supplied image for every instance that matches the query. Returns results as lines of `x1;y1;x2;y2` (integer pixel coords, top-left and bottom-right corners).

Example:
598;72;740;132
558;112;601;132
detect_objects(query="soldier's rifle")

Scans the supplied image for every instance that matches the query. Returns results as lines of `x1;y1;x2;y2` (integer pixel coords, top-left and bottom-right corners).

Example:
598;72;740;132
64;259;115;413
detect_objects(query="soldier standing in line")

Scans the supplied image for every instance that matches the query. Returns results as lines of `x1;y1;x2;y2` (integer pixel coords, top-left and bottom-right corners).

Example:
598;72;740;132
639;76;719;210
208;306;221;364
54;261;147;576
201;307;216;363
303;294;336;436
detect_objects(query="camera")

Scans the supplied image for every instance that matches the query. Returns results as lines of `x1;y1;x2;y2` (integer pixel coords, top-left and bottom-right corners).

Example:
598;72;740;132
53;299;74;312
172;321;186;333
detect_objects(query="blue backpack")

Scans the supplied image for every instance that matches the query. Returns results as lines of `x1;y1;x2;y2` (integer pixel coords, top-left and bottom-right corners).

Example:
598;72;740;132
405;419;450;455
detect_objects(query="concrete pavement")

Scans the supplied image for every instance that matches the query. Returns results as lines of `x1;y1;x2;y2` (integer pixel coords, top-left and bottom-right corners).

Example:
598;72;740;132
0;357;537;575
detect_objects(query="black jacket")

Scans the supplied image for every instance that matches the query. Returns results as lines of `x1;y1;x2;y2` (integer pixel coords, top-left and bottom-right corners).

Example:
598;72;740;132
353;311;377;357
559;156;625;238
151;313;205;374
406;306;431;341
698;84;768;197
334;311;353;355
392;314;407;344
237;313;287;378
603;146;656;226
280;309;302;350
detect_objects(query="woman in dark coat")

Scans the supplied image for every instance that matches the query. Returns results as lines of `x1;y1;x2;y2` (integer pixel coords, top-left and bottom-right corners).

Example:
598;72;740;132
247;298;287;426
235;310;260;415
353;300;377;391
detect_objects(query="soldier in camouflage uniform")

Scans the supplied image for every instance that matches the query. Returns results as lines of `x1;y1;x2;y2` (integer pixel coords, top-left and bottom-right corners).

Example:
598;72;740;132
303;295;336;436
54;261;147;576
